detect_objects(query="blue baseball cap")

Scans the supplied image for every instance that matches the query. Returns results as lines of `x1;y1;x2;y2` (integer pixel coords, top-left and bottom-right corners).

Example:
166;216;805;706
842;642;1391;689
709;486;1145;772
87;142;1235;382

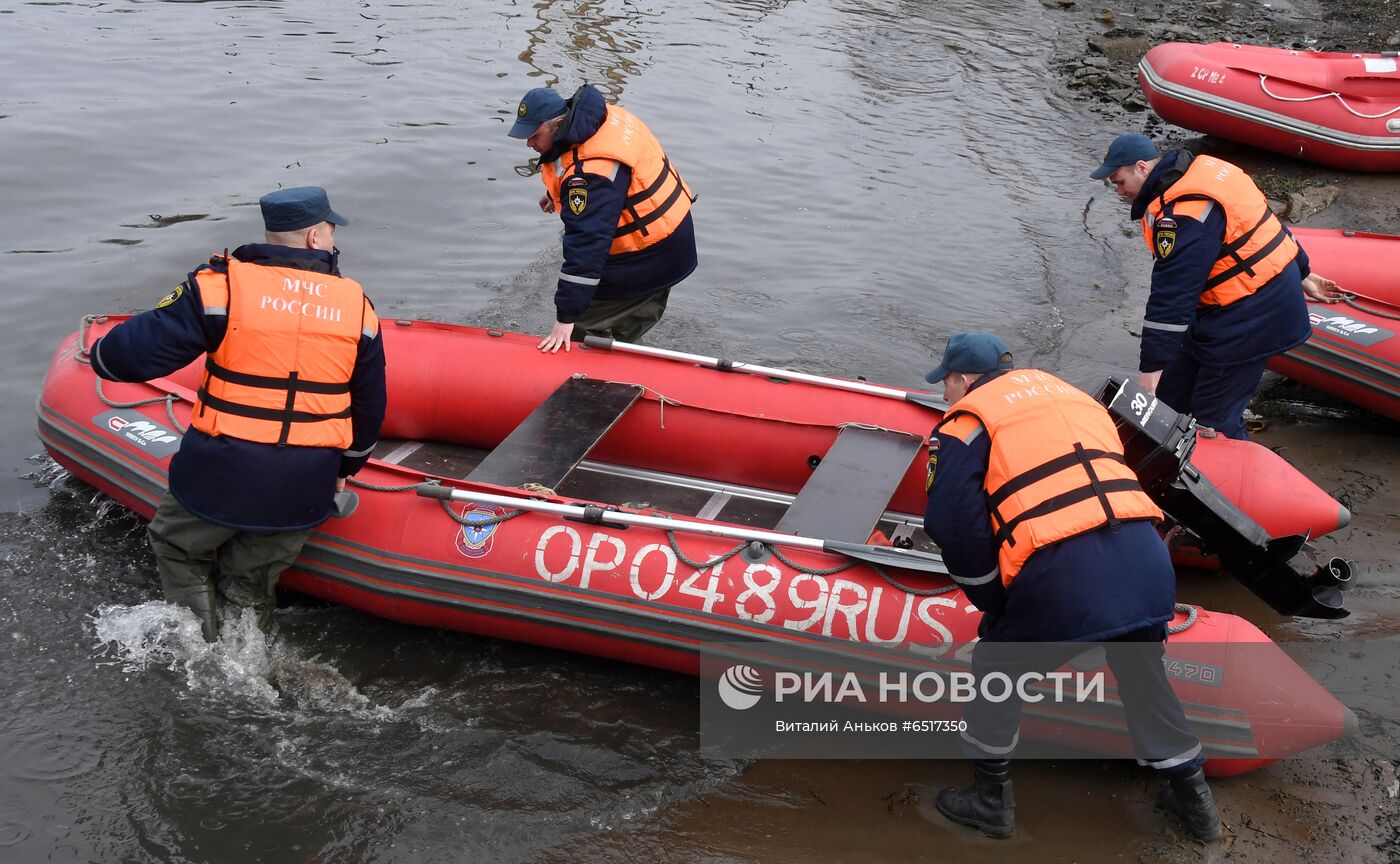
1090;133;1160;180
508;87;567;139
925;332;1014;383
259;186;348;232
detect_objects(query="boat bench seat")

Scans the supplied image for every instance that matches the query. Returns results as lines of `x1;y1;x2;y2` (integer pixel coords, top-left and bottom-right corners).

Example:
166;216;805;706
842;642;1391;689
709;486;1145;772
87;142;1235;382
468;377;643;491
775;426;924;544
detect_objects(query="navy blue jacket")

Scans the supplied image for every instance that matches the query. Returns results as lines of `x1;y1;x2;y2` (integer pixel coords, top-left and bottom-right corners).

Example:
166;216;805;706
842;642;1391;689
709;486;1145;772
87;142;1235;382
1133;151;1312;372
541;85;697;322
91;244;387;533
923;371;1176;642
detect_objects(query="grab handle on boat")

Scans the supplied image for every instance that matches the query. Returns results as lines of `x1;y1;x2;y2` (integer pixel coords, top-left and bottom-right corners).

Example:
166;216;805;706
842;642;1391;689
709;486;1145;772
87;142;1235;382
581;336;948;411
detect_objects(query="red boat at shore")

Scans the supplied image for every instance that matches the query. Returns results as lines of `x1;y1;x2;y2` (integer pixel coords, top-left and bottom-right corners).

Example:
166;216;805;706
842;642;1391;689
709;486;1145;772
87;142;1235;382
1138;42;1400;172
1277;227;1400;421
37;317;1355;774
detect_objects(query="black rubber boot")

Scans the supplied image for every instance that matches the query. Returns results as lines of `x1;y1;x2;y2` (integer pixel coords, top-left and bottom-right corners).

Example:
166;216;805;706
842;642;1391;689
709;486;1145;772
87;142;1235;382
936;760;1015;839
161;575;219;643
1156;766;1222;841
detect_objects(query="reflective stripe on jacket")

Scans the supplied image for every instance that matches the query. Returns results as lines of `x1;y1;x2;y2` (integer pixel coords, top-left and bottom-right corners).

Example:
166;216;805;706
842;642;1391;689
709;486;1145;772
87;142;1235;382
1140;154;1298;308
936;369;1161;584
542;104;694;255
191;256;377;448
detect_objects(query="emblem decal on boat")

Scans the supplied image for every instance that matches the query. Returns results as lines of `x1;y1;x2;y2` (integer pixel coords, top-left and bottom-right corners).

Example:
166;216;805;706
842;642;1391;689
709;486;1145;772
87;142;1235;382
1308;313;1392;346
454;504;504;558
94;409;182;458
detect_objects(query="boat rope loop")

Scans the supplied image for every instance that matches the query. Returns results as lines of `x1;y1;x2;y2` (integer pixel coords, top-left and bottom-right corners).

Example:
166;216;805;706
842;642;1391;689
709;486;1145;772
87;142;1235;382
1341;292;1400;320
1258;74;1400;120
573;372;685;430
93;377;187;433
1169;602;1198;635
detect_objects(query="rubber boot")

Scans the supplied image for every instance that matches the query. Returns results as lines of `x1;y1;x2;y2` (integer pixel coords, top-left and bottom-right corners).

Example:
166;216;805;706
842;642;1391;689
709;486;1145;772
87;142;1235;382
936;760;1015;839
161;574;219;643
1156;766;1222;841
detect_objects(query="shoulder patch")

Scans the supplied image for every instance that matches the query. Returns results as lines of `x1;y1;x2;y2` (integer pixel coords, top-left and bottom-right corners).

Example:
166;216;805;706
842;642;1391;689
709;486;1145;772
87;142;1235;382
566;176;589;188
155;283;184;309
925;438;941;492
1155;228;1177;259
1154;216;1177;230
567;185;588;216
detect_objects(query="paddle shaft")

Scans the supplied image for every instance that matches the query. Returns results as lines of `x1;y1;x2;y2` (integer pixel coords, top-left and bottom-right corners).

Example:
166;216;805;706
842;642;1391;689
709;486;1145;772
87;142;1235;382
416;484;949;573
583;336;947;410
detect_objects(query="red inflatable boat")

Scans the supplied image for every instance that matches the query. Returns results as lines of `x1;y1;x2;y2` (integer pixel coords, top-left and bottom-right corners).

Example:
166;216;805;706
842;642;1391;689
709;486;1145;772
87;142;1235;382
1138;42;1400;172
1275;228;1400;421
37;317;1355;774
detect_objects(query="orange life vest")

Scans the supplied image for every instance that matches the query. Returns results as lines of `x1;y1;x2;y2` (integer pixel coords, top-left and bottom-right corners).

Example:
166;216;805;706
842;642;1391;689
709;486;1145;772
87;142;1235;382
1141;154;1298;308
541;104;695;256
190;257;377;448
937;370;1162;585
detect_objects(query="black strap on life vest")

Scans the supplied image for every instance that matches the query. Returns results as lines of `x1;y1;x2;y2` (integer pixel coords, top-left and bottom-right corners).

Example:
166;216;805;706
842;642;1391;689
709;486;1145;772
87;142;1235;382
1161;194;1291;291
616;157;689;240
199;359;352;445
1204;209;1290;291
986;445;1134;548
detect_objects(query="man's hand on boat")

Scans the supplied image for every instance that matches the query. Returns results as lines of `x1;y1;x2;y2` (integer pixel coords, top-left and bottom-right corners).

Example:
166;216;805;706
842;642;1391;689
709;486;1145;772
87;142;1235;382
1302;273;1343;304
539;320;575;353
336;476;347;493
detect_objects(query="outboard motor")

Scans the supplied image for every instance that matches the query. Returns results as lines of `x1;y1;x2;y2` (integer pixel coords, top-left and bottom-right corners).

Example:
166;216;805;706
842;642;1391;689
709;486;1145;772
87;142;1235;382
1098;377;1351;619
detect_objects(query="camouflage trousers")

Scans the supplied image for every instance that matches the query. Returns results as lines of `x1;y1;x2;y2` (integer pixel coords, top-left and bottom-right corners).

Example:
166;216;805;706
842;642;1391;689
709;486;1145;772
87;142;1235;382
146;492;311;641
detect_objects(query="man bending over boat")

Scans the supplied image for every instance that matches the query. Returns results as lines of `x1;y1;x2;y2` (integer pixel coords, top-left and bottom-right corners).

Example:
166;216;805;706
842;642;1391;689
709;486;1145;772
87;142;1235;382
921;332;1220;842
1092;133;1342;438
89;187;387;641
509;84;698;353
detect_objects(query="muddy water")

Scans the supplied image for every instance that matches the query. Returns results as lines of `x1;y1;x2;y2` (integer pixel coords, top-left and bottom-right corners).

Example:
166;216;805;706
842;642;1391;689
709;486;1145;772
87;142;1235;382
1;0;1396;862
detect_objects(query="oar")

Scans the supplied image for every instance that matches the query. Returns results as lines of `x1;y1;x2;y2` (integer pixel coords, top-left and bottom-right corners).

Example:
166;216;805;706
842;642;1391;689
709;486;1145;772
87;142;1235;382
583;336;948;411
416;483;950;575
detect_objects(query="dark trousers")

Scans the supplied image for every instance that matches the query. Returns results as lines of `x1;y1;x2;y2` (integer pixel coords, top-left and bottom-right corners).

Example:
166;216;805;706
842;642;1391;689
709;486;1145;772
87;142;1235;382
147;491;311;636
1156;352;1269;440
959;623;1204;776
571;287;671;344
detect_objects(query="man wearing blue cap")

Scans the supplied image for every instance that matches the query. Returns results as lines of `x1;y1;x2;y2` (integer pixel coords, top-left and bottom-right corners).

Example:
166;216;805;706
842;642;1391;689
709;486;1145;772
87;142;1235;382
509;84;697;352
1091;133;1341;438
90;186;387;641
922;332;1219;842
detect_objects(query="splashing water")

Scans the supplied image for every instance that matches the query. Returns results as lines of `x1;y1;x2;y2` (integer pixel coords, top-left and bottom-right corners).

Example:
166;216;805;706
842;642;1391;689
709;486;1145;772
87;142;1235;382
90;602;392;719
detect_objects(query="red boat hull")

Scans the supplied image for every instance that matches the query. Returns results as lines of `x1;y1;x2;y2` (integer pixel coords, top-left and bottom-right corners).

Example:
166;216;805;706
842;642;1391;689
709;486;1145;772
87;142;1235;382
37;318;1354;774
1273;228;1400;421
1139;42;1400;172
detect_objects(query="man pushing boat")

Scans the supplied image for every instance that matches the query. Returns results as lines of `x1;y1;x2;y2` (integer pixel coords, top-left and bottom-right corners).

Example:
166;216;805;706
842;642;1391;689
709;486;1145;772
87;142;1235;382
509;84;698;353
88;187;387;641
921;331;1221;841
1092;133;1342;439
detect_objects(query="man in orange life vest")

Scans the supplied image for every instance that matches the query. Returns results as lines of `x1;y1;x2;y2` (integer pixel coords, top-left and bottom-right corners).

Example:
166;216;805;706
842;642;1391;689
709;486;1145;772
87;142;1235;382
510;84;697;353
1093;134;1342;438
922;332;1220;841
90;187;387;641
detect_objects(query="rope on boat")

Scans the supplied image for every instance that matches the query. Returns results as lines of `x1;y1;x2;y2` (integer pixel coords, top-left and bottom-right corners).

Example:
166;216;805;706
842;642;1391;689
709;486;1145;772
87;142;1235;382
1258;74;1400;119
1169;603;1198;635
1341;292;1400;320
572;372;685;429
92;377;187;433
